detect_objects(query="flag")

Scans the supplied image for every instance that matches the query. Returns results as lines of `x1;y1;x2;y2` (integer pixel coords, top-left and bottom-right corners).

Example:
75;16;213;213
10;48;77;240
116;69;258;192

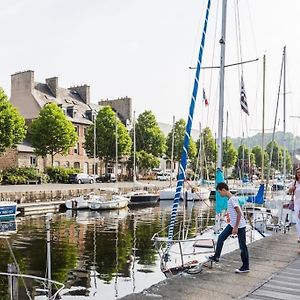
202;88;209;106
240;76;249;115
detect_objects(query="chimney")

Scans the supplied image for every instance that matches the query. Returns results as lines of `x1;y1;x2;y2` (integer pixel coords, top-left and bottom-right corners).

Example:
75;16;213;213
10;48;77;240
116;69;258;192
46;77;58;97
11;70;34;98
71;84;90;104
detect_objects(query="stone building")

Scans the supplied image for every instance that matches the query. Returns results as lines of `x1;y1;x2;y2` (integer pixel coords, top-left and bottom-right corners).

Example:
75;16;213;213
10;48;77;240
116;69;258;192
4;70;132;175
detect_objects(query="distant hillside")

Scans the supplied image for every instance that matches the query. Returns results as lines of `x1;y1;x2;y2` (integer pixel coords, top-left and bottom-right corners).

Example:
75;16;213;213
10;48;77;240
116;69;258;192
158;122;300;153
231;131;300;153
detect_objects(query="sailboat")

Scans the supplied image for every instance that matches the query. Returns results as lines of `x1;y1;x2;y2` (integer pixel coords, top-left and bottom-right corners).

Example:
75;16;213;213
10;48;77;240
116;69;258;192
151;0;267;277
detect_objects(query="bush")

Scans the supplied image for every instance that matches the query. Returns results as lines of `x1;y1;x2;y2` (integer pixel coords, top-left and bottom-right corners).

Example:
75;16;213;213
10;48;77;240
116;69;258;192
2;167;41;185
46;167;80;183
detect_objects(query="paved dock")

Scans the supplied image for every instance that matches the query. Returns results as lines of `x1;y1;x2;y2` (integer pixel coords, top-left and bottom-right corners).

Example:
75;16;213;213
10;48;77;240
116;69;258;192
121;227;300;300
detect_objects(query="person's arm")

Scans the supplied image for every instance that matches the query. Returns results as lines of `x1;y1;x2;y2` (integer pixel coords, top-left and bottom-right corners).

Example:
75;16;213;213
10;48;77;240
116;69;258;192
232;206;242;234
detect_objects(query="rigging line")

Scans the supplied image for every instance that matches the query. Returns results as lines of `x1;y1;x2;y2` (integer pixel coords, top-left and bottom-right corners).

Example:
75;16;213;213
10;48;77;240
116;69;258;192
189;58;259;69
206;0;220;129
166;0;211;243
5;239;32;300
266;49;285;191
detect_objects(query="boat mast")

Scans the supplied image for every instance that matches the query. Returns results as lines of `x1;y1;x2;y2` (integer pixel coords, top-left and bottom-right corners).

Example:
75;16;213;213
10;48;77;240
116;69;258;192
115;112;118;184
261;54;265;182
216;0;227;170
133;111;136;183
170;115;175;187
283;46;286;180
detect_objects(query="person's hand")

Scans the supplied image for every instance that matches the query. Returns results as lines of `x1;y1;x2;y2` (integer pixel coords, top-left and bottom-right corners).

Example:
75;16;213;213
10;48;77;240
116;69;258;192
232;226;238;235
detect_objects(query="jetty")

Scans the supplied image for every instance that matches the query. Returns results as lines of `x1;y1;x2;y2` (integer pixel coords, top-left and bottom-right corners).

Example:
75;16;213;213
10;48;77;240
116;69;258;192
120;227;300;300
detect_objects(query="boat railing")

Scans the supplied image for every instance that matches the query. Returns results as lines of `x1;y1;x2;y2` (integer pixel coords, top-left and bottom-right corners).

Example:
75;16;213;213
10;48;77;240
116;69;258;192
0;272;65;299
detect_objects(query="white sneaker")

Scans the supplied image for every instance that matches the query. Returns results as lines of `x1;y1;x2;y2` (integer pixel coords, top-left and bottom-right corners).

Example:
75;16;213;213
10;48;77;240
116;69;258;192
235;268;249;273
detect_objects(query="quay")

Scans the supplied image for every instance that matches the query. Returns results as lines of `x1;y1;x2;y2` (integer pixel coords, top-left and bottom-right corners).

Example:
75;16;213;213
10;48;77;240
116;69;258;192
121;227;300;300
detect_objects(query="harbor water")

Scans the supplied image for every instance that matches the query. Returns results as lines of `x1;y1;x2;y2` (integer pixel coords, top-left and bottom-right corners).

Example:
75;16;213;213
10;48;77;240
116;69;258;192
0;199;214;300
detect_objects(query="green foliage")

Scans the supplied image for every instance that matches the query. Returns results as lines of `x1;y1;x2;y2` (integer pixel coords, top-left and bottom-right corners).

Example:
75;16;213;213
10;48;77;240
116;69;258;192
166;119;197;162
29;102;78;165
135;111;166;157
136;150;160;175
223;138;238;168
202;127;217;165
46;167;80;183
0;88;26;155
2;167;41;185
85;106;132;165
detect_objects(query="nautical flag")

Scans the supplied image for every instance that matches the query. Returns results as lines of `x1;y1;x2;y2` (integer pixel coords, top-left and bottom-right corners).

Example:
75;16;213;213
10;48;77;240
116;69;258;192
240;76;249;115
202;88;209;106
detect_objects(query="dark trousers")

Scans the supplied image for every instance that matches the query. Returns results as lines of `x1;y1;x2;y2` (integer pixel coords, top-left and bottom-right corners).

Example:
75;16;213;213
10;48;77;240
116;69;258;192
214;224;249;269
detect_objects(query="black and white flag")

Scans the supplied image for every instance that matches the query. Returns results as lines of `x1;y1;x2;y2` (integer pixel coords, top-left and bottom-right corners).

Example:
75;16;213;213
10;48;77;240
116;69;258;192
240;76;249;115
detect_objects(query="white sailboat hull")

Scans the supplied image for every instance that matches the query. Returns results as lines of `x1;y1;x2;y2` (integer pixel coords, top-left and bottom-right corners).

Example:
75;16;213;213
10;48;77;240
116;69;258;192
89;195;129;210
159;187;210;201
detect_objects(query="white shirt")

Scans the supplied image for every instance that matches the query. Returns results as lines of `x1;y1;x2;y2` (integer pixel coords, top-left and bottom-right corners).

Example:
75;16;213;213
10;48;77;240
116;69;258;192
227;195;246;228
290;180;300;207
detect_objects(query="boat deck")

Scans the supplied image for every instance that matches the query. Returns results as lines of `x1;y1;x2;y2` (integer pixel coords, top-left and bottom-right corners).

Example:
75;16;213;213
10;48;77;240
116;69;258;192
120;226;300;300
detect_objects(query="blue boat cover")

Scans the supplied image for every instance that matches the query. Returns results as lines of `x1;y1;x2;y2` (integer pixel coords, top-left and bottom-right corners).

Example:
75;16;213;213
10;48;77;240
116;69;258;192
215;168;227;213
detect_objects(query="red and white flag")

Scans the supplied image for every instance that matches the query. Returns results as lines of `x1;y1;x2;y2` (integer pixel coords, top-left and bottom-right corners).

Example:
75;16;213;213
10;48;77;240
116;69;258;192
202;88;209;106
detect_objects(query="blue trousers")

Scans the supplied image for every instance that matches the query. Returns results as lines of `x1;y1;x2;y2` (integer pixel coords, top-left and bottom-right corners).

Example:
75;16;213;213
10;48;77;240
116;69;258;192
214;224;249;269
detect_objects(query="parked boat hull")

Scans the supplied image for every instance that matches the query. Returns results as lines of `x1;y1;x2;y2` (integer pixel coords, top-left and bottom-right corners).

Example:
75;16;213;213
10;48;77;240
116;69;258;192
0;202;17;219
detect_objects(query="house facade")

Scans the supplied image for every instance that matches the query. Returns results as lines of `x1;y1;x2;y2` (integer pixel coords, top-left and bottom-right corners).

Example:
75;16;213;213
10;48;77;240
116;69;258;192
6;70;132;176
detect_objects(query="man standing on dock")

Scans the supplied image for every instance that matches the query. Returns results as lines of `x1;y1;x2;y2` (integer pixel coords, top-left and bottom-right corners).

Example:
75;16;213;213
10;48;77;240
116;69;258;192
208;182;249;273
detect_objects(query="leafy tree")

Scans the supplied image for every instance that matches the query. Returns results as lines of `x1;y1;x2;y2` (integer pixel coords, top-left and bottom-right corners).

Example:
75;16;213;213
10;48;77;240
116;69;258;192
223;138;238;169
136;150;160;175
251;145;269;173
266;140;281;170
201;127;217;167
135;111;166;157
85;106;132;170
166;119;197;163
29;102;78;165
0;88;26;155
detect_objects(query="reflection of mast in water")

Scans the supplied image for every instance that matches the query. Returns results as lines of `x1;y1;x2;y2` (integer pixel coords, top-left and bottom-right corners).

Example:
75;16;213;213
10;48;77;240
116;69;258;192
114;220;119;299
91;219;97;296
131;217;136;293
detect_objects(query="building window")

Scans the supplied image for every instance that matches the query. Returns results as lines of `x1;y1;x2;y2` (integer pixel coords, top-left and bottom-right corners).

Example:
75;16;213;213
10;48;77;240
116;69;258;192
74;143;79;154
65;161;70;168
74;162;80;169
30;156;36;166
54;161;60;167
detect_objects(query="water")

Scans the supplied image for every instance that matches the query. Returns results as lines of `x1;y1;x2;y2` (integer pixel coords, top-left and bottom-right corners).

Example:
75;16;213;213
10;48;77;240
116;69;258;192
0;200;213;300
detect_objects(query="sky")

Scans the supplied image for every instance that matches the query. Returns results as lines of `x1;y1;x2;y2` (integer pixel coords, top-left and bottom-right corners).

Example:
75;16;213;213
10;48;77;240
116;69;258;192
1;0;300;139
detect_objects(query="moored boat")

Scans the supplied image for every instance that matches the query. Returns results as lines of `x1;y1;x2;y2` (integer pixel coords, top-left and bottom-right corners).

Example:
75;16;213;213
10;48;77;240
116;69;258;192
0;201;18;219
126;190;159;206
89;195;129;210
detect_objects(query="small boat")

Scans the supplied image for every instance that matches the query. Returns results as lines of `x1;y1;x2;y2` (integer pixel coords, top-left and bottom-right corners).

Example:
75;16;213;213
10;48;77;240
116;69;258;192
159;186;210;201
89;195;129;210
126;190;159;206
65;195;92;210
0;201;18;219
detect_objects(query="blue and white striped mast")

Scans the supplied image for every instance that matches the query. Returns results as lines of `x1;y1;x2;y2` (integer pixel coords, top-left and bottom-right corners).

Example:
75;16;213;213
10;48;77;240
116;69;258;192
167;0;211;242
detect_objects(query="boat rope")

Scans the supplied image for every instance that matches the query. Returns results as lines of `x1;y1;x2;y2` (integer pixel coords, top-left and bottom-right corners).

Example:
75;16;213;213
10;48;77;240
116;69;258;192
6;238;32;300
166;0;211;244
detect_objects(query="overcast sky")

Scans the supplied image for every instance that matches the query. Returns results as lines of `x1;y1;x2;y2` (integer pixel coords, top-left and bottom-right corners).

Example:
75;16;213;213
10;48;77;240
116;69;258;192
1;0;300;139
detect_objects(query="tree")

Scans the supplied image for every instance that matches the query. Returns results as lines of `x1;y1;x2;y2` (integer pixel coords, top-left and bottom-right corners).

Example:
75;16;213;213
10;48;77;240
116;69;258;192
266;141;281;170
251;145;269;175
135;111;166;157
166;119;197;163
223;138;238;169
136;150;160;175
0;88;26;155
29;102;78;165
201;127;217;167
85;106;132;170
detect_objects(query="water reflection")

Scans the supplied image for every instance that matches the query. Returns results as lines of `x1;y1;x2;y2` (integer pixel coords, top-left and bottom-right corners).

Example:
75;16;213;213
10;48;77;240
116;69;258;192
0;199;213;299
